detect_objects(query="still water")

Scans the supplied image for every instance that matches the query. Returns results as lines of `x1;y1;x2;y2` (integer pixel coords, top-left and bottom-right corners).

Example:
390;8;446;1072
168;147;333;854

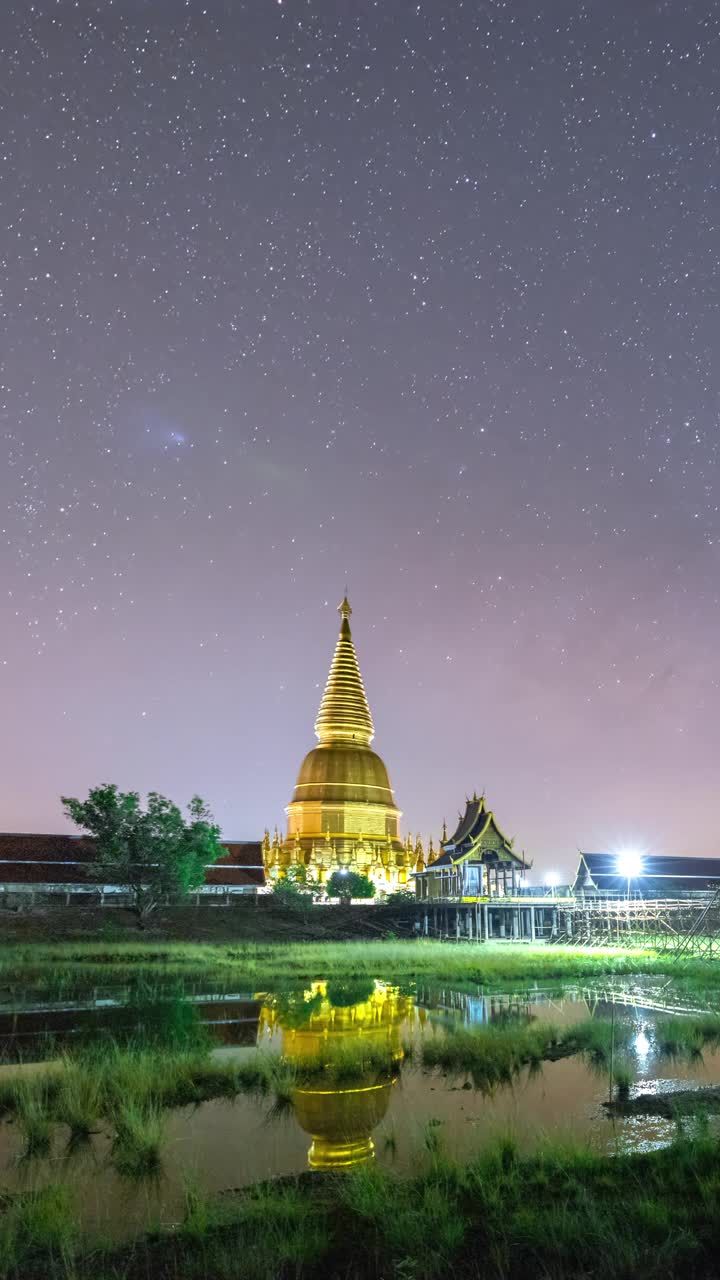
1;973;718;1240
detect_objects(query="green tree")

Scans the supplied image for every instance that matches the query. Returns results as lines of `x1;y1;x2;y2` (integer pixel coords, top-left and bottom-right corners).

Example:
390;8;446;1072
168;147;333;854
61;784;223;923
326;870;376;904
272;864;324;919
385;886;416;903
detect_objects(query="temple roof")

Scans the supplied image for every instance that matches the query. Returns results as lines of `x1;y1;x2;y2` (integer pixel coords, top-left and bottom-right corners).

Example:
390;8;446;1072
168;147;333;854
314;596;375;747
574;852;720;894
445;794;515;853
422;793;526;870
0;834;265;887
446;795;487;847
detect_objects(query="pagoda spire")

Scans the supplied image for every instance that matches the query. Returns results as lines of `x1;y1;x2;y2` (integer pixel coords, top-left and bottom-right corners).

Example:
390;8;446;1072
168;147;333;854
314;595;375;746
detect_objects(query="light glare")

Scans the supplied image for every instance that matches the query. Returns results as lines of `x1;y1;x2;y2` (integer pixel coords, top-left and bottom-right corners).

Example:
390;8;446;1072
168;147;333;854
617;850;643;878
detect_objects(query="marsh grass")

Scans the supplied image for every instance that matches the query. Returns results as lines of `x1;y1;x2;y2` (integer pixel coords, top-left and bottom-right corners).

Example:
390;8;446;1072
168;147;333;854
558;1017;630;1064
111;1099;165;1179
339;1134;720;1279
55;1070;103;1142
0;1185;77;1276
5;1136;720;1278
0;1034;405;1167
303;1039;404;1083
612;1059;635;1098
418;1017;630;1089
655;1012;720;1058
181;1176;227;1239
14;1080;54;1159
421;1023;549;1089
0;1005;697;1157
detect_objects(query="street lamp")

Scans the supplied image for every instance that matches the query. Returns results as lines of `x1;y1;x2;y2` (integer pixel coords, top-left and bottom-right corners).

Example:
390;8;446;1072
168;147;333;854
544;871;560;899
616;850;643;901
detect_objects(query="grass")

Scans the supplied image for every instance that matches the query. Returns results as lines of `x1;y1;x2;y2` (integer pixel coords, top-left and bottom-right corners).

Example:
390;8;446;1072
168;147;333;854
0;1185;77;1278
54;1070;103;1142
14;1081;54;1159
419;1016;630;1089
0;1036;404;1153
111;1099;165;1178
654;1012;720;1058
7;1135;720;1278
0;1001;711;1147
4;936;720;1275
1;938;716;994
612;1059;635;1098
0;1015;611;1135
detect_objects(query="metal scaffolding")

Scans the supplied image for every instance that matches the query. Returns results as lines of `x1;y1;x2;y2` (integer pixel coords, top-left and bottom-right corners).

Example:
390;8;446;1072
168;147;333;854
550;890;720;954
416;890;720;954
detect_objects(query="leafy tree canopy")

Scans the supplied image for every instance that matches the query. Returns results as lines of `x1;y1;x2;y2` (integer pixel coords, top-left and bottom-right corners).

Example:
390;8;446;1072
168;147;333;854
385;886;416;904
61;784;223;920
272;863;324;914
326;870;376;903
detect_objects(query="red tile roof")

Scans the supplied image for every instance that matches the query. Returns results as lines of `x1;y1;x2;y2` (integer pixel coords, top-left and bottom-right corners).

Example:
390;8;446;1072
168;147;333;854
0;833;266;888
0;833;96;863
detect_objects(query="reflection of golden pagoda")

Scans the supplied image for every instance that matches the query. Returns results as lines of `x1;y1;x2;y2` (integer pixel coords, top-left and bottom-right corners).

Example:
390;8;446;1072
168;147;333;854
261;981;415;1169
264;597;415;891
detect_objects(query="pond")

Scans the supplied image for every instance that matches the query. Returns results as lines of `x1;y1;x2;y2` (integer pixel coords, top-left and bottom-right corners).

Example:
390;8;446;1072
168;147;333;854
1;971;719;1242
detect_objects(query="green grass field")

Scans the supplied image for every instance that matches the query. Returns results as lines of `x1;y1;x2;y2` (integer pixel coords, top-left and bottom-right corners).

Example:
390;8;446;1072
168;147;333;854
4;1133;720;1279
1;937;716;991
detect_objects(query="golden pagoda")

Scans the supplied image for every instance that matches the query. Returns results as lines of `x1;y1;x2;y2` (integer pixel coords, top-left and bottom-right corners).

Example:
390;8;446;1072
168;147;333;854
265;596;413;891
259;980;415;1169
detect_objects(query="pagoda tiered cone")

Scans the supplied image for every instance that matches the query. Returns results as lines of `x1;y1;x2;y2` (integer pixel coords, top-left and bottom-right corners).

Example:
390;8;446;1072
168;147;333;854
264;596;414;891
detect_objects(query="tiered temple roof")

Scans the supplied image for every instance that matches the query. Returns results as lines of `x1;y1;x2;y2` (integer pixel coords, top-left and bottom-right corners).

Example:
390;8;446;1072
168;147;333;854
423;794;526;871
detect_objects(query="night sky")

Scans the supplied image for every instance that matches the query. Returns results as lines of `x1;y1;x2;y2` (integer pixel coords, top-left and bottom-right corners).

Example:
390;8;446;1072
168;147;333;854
2;1;719;877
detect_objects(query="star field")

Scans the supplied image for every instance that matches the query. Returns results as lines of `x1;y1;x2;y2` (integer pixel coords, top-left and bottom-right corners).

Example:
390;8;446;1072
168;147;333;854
2;1;719;874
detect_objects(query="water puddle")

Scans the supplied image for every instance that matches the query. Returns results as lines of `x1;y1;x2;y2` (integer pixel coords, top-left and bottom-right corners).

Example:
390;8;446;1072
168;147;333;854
1;973;718;1240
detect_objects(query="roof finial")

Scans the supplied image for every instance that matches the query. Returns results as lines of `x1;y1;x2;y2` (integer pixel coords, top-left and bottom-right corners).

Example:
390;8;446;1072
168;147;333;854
339;592;352;622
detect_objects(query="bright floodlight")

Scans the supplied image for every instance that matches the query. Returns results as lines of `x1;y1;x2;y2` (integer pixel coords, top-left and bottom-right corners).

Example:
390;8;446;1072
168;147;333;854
544;871;560;887
616;850;643;878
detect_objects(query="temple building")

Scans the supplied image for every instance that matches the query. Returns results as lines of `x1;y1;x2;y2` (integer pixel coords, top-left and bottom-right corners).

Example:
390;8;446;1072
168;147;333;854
264;596;415;891
415;793;528;900
573;852;720;897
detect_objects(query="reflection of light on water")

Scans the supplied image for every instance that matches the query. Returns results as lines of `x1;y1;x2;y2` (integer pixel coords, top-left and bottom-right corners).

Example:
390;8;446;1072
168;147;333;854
634;1029;651;1064
260;980;412;1170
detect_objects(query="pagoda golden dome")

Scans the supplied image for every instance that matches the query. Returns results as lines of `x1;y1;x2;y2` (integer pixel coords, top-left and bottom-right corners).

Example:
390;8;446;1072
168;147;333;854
292;744;394;806
272;594;412;889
